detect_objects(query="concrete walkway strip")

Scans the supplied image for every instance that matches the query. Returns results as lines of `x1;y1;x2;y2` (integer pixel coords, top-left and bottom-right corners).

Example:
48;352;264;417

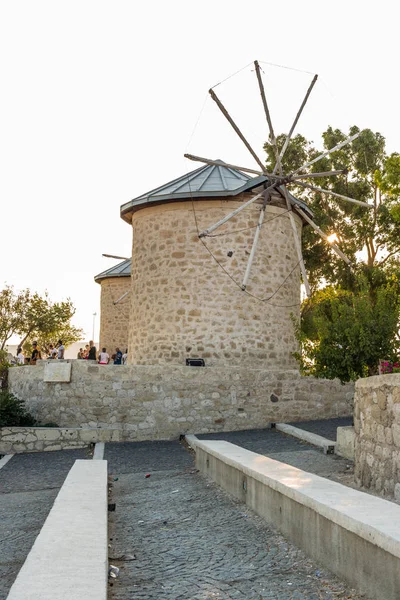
189;437;400;600
0;454;13;470
276;423;336;452
93;442;105;460
6;459;108;600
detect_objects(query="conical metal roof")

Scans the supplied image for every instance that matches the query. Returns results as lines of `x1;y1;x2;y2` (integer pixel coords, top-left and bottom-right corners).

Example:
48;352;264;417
120;161;313;222
94;258;131;283
120;161;268;222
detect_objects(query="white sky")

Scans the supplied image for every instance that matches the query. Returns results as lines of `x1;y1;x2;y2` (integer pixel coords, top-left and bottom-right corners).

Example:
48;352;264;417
1;0;399;343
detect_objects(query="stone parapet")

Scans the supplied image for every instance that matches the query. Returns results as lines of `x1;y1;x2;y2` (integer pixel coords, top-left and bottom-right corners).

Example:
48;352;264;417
354;374;400;498
190;437;400;600
7;362;354;442
0;426;122;454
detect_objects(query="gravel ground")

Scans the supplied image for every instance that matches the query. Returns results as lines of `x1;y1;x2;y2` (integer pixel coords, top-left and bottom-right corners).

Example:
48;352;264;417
106;440;365;600
0;448;90;599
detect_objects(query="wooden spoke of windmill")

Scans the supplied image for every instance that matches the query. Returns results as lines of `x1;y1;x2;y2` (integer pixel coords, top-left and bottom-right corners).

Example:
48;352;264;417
185;60;371;297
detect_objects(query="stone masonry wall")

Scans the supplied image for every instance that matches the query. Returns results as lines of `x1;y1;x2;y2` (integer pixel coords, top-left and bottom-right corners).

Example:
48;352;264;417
354;375;400;500
0;426;127;454
128;198;303;368
99;277;130;355
7;361;354;442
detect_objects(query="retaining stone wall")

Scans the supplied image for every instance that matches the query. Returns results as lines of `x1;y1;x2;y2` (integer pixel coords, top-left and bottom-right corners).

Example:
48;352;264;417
354;375;400;499
7;361;354;443
0;427;121;454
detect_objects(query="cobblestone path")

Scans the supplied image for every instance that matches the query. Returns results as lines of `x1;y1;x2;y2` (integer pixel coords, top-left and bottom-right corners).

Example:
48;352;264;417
0;448;90;600
106;441;364;600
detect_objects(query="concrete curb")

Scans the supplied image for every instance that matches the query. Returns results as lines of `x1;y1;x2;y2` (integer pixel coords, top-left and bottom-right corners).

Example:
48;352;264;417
188;436;400;600
0;454;13;470
6;459;108;600
93;442;105;460
336;426;355;460
276;423;336;453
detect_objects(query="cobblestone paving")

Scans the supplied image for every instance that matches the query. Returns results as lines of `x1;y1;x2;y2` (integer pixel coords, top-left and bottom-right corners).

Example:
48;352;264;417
287;417;353;442
0;448;90;599
107;441;365;600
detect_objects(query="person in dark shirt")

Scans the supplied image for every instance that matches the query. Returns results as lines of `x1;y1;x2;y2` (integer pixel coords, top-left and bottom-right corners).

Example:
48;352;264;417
30;341;42;365
114;348;123;365
87;340;97;361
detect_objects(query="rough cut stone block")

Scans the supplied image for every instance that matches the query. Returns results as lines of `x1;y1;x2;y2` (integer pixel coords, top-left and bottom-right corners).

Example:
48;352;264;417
44;362;72;383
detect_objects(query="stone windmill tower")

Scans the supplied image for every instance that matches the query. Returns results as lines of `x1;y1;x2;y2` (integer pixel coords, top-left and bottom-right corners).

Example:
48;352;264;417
120;163;311;369
95;258;131;353
118;61;369;369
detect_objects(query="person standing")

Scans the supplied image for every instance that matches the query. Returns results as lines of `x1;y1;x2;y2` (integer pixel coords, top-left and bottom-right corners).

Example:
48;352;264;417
57;340;65;359
77;348;83;359
114;347;123;365
122;349;128;365
87;340;97;361
98;348;109;364
17;347;25;365
48;344;57;359
30;342;41;365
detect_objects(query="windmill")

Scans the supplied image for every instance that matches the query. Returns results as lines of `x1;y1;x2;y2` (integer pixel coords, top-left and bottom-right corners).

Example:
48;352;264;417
185;60;371;297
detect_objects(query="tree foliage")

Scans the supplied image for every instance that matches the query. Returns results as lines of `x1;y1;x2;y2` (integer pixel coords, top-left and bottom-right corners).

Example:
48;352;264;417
0;286;83;353
294;274;400;382
264;127;400;289
0;391;36;427
264;126;400;380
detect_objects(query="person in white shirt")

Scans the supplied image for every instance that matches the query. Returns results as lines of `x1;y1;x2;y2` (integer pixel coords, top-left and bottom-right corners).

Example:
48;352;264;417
122;349;128;365
98;348;109;364
48;344;57;359
57;340;65;359
17;347;25;365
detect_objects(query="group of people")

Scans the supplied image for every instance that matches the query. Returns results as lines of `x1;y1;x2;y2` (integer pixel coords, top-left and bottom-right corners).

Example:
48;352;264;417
16;340;65;365
16;339;128;365
77;343;128;365
76;340;98;361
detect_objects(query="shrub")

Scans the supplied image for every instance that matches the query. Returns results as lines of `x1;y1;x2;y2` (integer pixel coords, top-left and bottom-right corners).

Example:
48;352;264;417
0;349;11;390
0;391;36;427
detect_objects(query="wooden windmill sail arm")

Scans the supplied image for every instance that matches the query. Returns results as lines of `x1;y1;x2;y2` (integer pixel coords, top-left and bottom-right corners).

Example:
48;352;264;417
241;205;266;290
209;88;267;173
254;60;282;173
291;132;360;176
184;154;266;176
198;191;266;238
273;74;318;175
293;206;352;265
281;186;311;297
114;290;131;305
292;169;348;180
296;180;371;208
254;60;311;296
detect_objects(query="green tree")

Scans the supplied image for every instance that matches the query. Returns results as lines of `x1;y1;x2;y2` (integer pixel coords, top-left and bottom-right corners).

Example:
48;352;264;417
0;286;31;350
264;127;400;289
295;274;400;382
264;127;400;380
0;286;83;354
